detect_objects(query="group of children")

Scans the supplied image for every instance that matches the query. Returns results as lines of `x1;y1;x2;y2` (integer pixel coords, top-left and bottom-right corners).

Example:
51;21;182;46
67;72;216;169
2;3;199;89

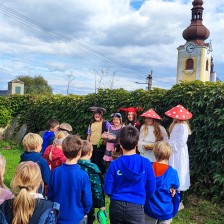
0;104;193;224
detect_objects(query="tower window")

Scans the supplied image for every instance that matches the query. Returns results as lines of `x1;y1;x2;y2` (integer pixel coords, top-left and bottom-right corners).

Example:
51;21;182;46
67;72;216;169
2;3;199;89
186;59;194;70
206;60;209;71
15;86;21;94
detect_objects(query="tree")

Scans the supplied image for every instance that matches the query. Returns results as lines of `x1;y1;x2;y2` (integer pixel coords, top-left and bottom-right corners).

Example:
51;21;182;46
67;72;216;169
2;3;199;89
65;72;76;95
16;75;53;95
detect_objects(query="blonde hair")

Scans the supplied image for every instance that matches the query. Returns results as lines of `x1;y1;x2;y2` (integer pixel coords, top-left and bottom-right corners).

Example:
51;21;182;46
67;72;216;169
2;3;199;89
59;123;73;133
0;154;6;189
142;119;163;142
168;120;192;135
153;141;172;161
22;133;43;152
81;140;93;157
49;131;68;161
10;161;42;224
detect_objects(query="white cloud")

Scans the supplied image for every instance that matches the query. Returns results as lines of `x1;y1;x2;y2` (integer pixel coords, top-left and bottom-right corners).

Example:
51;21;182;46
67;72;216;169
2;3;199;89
0;0;223;94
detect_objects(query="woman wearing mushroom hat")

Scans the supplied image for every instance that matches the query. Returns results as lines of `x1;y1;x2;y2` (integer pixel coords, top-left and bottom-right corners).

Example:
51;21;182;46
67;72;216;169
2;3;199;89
165;104;192;195
138;108;168;162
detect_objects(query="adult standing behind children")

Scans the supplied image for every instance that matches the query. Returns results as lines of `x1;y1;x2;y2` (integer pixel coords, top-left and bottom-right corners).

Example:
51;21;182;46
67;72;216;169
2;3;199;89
20;133;51;195
165;105;192;198
0;154;12;205
87;107;111;174
144;141;180;224
42;119;59;155
104;126;156;224
43;131;68;170
48;135;92;224
138;109;168;162
118;107;143;131
78;140;106;224
0;161;59;224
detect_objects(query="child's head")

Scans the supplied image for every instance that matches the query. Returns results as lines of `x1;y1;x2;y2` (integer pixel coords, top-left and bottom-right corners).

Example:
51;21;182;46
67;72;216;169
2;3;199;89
80;140;93;158
62;135;83;159
53;131;69;146
111;113;122;126
153;141;172;161
119;126;139;150
47;119;59;132
22;133;43;152
59;122;73;134
0;154;6;188
10;161;42;224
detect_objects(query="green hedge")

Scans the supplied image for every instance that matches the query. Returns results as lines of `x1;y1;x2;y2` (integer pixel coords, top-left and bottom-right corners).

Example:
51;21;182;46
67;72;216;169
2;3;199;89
0;81;223;201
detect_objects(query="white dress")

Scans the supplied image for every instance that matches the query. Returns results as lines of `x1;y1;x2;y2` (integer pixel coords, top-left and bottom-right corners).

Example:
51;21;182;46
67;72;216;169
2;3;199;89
138;125;168;162
168;123;190;191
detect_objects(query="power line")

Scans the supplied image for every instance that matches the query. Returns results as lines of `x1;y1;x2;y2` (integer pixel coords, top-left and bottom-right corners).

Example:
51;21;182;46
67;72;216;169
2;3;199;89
0;3;149;80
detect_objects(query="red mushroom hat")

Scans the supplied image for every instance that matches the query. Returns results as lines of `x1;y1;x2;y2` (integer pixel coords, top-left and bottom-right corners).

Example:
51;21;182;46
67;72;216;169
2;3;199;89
165;104;192;120
118;107;143;115
140;108;162;120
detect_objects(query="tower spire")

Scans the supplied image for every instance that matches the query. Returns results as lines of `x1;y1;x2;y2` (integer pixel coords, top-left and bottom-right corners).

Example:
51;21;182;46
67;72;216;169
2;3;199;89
182;0;210;45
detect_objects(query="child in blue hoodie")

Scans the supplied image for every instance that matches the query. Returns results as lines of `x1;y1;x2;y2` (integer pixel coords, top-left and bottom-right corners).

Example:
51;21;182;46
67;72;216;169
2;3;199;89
144;141;180;224
42;119;59;155
104;126;156;224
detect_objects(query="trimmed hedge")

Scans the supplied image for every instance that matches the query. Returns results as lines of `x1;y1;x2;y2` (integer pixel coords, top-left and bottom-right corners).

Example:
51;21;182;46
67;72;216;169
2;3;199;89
0;81;223;201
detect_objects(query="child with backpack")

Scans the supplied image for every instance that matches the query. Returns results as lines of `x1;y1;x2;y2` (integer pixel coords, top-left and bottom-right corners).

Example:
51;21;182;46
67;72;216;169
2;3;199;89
78;140;106;224
0;161;59;224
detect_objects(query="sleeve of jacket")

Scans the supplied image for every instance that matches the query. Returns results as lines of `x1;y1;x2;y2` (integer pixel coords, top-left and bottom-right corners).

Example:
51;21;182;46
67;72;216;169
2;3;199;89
82;173;93;215
104;163;115;197
145;161;156;197
39;158;51;185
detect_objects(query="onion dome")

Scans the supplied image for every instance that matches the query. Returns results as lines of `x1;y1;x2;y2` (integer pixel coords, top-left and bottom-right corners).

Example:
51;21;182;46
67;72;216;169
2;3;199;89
182;0;210;45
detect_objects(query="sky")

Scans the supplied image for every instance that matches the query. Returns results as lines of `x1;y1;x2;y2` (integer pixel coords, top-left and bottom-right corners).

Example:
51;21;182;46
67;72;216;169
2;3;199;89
0;0;223;95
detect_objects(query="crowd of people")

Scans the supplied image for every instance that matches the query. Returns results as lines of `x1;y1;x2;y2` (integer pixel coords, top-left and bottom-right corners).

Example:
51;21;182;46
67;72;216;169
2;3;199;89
0;104;192;224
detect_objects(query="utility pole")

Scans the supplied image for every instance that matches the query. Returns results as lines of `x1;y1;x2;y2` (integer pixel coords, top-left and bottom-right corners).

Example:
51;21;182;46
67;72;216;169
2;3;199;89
135;70;153;90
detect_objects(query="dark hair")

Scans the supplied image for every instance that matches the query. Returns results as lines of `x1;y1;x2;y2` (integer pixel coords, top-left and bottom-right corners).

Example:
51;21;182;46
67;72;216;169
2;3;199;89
119;126;139;150
125;112;137;126
47;119;59;129
62;135;83;159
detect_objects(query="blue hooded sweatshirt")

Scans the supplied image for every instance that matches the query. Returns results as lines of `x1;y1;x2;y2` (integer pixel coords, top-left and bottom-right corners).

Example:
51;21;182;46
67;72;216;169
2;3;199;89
144;164;180;220
42;130;55;155
104;154;156;205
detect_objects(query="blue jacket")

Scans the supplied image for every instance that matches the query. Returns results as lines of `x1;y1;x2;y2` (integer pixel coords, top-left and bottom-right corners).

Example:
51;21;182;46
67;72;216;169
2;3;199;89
144;164;180;220
20;151;51;184
42;131;55;155
48;163;92;224
104;154;156;205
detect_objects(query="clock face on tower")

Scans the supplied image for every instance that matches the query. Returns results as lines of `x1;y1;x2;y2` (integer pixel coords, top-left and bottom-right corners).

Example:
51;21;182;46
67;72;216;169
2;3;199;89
186;44;195;53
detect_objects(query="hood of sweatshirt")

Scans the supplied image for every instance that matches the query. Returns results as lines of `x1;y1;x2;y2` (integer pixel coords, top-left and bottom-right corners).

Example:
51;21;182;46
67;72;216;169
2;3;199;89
117;154;148;182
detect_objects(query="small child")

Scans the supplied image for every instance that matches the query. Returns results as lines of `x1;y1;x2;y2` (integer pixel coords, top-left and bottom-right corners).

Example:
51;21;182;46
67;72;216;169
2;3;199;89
42;118;59;155
0;161;59;223
48;135;92;224
20;133;51;194
144;141;180;224
0;154;12;205
43;131;68;170
104;126;156;224
102;113;123;165
78;140;106;224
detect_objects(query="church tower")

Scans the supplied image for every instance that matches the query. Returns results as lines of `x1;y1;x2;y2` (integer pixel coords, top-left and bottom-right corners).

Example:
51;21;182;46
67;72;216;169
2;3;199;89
176;0;213;83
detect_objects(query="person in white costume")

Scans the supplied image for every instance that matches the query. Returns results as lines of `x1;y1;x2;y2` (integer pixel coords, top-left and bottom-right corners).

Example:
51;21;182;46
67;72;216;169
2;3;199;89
165;104;192;193
138;109;168;162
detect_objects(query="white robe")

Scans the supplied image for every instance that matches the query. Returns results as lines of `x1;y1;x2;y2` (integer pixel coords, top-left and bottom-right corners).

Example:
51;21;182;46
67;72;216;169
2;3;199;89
168;123;190;191
138;125;168;162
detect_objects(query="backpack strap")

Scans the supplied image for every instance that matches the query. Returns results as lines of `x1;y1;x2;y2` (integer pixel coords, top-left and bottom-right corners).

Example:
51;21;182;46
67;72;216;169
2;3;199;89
38;202;60;224
0;210;8;224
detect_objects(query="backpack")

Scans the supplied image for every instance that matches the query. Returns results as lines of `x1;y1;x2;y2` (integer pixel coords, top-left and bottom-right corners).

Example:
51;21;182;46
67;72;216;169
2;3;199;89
0;201;60;224
38;202;60;224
